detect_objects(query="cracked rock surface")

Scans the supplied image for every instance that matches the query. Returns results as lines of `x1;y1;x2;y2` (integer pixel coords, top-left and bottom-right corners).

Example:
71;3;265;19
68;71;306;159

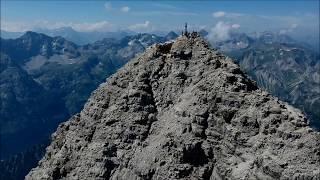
27;36;320;180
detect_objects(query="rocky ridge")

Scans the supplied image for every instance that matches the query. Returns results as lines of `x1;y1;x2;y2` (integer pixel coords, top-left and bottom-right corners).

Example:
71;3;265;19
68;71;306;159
27;36;320;179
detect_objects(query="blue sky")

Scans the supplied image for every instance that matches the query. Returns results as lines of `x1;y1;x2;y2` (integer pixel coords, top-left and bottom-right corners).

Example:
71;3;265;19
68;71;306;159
1;0;319;38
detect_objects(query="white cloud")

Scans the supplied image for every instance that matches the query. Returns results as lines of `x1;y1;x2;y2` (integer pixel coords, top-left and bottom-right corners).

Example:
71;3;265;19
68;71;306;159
120;6;130;13
1;20;116;32
291;23;298;29
128;21;152;32
212;11;244;18
104;3;130;13
71;21;115;32
132;11;198;16
213;11;226;18
279;23;298;34
231;24;241;29
207;21;241;42
2;21;30;32
279;29;287;34
199;25;207;30
104;2;112;11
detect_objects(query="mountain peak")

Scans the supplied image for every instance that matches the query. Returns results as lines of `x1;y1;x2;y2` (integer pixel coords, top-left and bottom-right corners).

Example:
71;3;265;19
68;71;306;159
21;31;51;40
199;29;209;37
164;31;178;40
28;36;320;179
1;31;79;60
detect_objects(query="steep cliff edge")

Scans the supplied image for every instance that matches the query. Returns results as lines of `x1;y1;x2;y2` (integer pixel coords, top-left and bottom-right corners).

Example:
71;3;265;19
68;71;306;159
27;36;320;179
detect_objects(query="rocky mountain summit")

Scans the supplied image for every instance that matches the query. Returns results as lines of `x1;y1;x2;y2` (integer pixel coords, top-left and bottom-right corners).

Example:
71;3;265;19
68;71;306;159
27;35;320;179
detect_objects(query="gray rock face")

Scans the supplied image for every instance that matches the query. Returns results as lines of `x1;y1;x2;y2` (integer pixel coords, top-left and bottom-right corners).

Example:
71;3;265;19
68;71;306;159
27;36;320;179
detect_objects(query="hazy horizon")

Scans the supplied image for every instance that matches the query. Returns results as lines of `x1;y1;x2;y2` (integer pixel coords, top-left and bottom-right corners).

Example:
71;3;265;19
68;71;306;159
2;0;319;49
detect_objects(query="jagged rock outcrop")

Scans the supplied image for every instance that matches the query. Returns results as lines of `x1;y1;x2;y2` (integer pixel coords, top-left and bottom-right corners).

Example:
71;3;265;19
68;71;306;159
27;36;320;179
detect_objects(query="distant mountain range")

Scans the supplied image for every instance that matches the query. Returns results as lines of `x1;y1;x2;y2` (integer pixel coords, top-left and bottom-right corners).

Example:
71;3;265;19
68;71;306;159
1;30;24;39
1;27;175;45
1;27;136;45
0;31;179;159
2;27;318;51
209;31;320;128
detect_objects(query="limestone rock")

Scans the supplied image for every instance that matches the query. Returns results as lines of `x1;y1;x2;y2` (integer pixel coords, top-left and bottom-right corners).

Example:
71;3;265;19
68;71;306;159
27;36;320;180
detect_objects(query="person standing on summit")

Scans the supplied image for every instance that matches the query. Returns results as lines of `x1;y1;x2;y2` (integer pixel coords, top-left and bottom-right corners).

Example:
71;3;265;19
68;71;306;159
184;22;189;37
